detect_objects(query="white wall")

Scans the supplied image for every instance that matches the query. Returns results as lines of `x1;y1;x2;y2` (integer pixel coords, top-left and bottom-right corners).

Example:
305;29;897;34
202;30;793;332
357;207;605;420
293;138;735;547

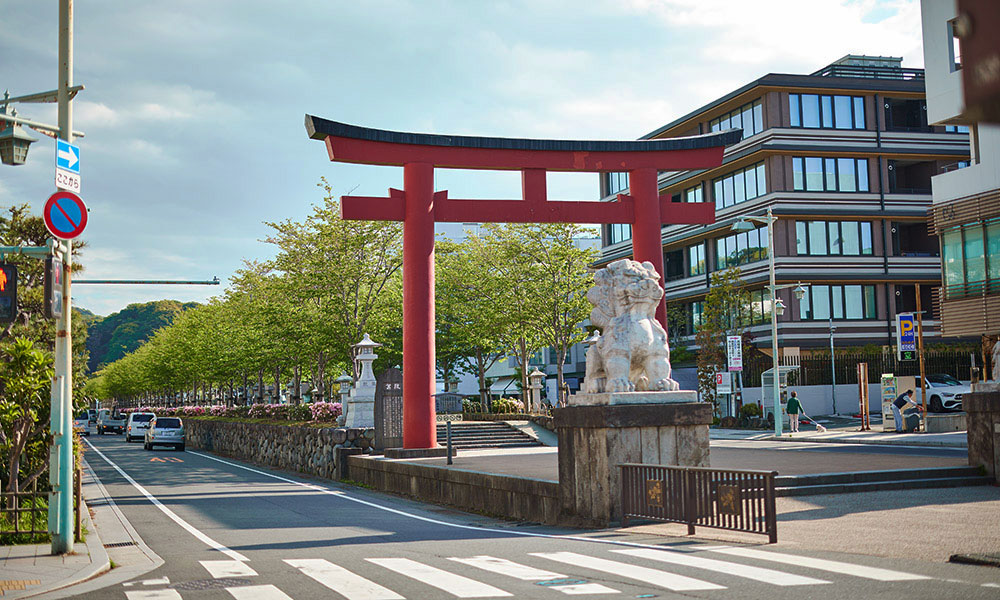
741;383;885;416
920;0;963;125
932;124;1000;203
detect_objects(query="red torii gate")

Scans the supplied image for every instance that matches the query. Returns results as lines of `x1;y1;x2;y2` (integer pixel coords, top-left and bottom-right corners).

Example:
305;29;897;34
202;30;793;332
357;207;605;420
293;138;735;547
306;116;741;449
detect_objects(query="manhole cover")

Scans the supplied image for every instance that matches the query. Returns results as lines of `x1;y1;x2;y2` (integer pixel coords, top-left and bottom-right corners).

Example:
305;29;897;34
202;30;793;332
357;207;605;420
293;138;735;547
170;578;253;590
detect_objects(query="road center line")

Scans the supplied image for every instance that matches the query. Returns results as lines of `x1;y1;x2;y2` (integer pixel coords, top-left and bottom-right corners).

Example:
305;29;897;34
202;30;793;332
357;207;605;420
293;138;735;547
84;439;249;561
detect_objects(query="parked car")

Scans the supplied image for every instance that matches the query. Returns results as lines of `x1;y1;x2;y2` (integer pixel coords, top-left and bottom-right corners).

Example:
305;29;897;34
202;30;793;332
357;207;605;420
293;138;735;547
97;409;126;435
124;412;155;442
915;373;968;413
73;412;90;436
144;416;185;451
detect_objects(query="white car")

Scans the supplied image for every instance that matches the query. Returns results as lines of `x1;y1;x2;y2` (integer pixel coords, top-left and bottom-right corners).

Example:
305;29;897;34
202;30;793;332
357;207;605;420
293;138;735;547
73;412;90;436
144;416;185;451
914;374;968;413
124;412;155;443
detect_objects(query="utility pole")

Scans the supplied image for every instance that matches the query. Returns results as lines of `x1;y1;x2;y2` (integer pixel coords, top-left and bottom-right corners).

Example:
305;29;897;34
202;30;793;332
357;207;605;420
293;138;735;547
50;0;74;554
829;318;837;415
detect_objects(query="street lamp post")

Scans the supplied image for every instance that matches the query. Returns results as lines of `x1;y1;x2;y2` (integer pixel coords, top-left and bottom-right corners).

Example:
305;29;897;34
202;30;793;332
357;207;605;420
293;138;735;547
732;207;807;437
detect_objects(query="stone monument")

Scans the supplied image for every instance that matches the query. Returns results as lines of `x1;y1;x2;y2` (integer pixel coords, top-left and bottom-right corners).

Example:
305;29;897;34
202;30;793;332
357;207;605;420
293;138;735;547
554;258;711;526
345;334;380;428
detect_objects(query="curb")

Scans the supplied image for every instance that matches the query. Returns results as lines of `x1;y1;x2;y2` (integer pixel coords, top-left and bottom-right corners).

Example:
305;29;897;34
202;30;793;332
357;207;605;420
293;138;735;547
760;434;967;449
23;499;111;599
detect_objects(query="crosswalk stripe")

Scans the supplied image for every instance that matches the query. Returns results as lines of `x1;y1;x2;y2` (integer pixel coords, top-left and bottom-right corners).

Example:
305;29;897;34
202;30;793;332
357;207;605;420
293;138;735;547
706;547;931;581
531;551;724;591
125;591;183;600
285;558;404;600
226;585;294;600
448;556;618;595
368;557;513;598
201;560;258;578
448;556;565;580
612;548;829;586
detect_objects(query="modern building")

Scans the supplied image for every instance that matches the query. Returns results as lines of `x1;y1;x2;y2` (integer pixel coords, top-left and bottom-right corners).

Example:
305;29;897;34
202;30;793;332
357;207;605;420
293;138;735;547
597;55;971;355
920;1;1000;340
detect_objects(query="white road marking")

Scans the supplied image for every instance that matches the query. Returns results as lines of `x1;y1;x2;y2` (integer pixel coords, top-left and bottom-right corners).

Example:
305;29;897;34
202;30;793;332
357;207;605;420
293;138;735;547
707;547;931;581
531;551;724;592
448;556;618;595
201;560;258;578
226;585;294;600
448;556;565;580
613;548;829;586
125;590;183;600
84;440;248;561
368;557;513;597
143;577;170;586
285;558;404;600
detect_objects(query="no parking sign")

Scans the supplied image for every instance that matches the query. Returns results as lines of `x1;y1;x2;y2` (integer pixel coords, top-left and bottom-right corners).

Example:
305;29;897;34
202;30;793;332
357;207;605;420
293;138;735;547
43;191;88;240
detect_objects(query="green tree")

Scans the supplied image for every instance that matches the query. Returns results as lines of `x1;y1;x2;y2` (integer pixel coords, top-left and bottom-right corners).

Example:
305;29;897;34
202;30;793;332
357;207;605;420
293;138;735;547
695;267;750;417
0;338;55;497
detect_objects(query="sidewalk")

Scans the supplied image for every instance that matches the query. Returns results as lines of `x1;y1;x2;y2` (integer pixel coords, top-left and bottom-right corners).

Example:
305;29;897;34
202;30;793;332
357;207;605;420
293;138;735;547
711;414;969;448
0;466;108;599
0;458;162;599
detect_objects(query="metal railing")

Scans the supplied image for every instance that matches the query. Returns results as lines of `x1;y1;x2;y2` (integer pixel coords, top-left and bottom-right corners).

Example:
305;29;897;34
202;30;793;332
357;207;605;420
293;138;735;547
1;479;49;538
620;464;778;543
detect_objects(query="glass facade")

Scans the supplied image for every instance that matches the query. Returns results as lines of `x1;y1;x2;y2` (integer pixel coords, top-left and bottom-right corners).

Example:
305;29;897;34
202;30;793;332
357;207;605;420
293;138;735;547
684;185;703;203
792;157;869;192
688;242;706;276
713;162;767;210
796;221;874;256
789;93;865;129
608;223;632;245
709;99;764;138
942;220;1000;298
607;172;629;195
715;225;768;270
799;285;877;320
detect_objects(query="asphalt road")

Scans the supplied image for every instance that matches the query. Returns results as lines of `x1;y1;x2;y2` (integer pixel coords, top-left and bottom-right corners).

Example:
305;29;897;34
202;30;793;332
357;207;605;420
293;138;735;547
74;434;1000;600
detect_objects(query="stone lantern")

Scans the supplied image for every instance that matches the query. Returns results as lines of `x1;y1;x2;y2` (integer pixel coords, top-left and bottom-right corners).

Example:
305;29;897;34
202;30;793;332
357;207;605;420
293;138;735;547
335;374;352;425
345;333;381;427
528;368;546;413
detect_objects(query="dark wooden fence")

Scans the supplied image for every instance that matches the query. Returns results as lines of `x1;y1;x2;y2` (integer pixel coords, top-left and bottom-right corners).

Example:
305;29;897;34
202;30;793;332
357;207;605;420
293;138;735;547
743;349;977;387
620;463;778;543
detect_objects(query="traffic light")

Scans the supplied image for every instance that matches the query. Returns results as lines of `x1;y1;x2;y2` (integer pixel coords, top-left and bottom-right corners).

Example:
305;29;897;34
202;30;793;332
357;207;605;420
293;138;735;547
0;263;17;323
45;256;63;320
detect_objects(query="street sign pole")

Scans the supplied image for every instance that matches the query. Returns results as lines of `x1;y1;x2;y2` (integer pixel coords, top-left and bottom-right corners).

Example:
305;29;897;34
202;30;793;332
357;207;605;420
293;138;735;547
50;0;74;555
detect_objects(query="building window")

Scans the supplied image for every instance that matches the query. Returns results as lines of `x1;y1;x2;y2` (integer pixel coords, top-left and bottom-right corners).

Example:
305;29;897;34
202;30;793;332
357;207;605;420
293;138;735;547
690;301;703;334
795;220;873;256
789;93;866;130
792;157;869;192
799;285;877;320
944;125;970;133
608;223;632;245
715;225;768;270
684;184;703;203
688;242;706;276
712;162;766;210
948;19;962;72
735;289;771;327
709;99;764;138
941;220;1000;299
607;172;629;195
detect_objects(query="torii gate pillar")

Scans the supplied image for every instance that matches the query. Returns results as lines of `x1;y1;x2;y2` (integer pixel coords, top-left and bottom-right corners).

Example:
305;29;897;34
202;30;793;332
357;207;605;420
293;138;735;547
402;162;437;448
306;116;741;449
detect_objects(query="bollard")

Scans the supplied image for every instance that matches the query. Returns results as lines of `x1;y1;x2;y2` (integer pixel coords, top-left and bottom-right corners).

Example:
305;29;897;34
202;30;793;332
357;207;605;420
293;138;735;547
447;421;453;465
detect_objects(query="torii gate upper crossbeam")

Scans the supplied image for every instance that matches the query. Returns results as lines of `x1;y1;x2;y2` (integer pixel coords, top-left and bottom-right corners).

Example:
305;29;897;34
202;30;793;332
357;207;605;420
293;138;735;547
306;116;742;450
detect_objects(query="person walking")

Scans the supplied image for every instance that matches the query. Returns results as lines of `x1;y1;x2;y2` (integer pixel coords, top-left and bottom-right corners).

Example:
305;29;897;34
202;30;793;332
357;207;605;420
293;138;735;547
892;389;919;432
786;391;802;433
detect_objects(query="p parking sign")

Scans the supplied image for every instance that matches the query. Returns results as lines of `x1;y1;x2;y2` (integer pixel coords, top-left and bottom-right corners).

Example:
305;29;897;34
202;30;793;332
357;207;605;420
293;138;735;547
896;313;916;361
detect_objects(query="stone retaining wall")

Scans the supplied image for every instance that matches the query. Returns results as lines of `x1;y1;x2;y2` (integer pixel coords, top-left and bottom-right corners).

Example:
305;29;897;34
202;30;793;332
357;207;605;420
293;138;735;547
184;419;374;480
347;455;560;524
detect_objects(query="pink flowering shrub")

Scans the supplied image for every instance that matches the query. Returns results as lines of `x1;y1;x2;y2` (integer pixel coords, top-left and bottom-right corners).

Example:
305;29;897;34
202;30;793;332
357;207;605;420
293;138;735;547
309;402;342;422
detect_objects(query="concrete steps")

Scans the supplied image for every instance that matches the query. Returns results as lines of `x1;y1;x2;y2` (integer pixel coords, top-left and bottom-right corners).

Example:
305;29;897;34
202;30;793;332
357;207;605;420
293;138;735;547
436;422;543;449
775;466;992;497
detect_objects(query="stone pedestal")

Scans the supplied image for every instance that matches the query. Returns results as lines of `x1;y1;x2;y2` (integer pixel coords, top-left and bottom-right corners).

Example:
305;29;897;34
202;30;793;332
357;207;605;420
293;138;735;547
965;391;1000;482
553;401;711;527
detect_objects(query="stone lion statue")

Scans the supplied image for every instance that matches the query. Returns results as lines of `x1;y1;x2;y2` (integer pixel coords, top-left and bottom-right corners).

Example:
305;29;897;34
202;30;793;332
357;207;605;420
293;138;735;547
583;259;678;393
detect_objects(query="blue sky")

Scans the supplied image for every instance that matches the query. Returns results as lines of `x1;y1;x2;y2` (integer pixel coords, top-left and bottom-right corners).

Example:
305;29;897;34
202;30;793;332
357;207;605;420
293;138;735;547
0;0;923;315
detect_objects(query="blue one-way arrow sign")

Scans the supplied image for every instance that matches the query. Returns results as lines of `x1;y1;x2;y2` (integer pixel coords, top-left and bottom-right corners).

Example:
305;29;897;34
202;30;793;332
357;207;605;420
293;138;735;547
55;139;80;174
